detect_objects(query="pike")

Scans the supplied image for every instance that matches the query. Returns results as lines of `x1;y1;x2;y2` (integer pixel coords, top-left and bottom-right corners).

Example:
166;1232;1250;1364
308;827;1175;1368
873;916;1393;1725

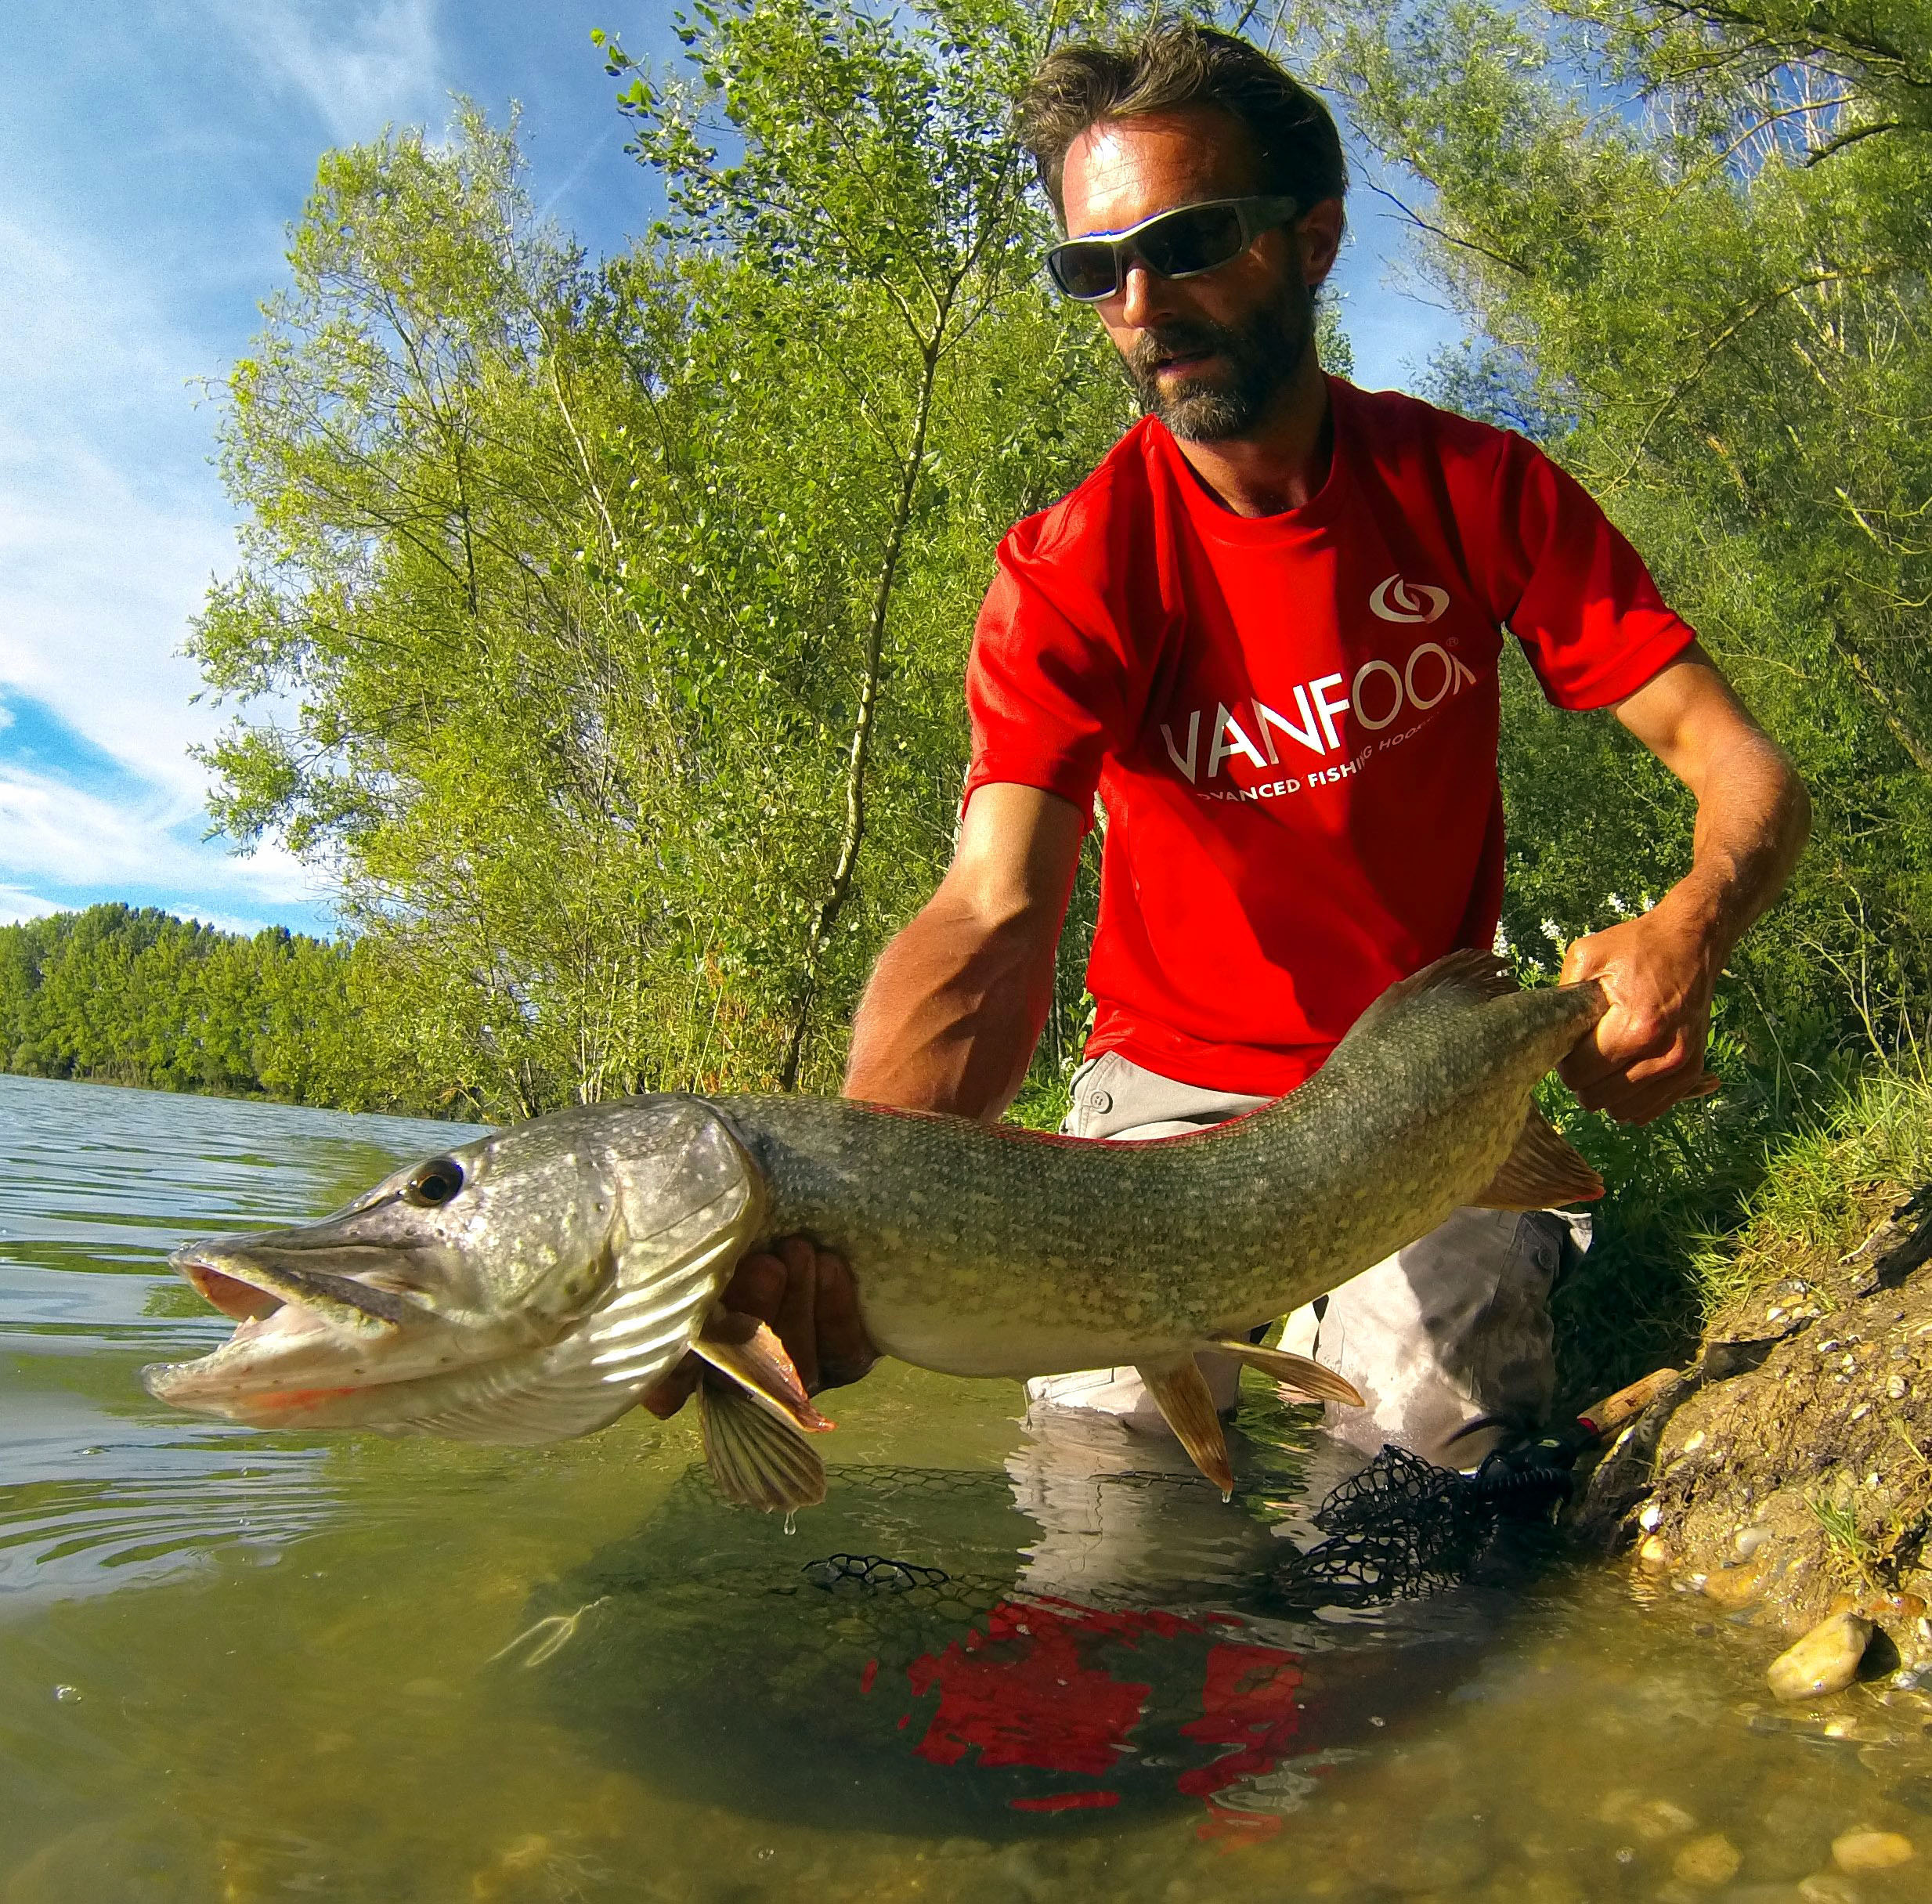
145;952;1607;1511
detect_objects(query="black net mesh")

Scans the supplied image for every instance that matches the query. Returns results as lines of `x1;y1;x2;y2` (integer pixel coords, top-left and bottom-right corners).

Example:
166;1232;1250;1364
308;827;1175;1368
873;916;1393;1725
1268;1443;1576;1610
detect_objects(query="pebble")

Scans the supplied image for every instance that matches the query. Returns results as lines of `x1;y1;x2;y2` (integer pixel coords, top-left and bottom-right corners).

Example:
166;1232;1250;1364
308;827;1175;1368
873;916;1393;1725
1768;1612;1873;1701
1672;1833;1742;1886
1798;1877;1862;1903
1639;1534;1673;1570
1704;1562;1765;1610
1641;1502;1665;1531
1596;1790;1696;1837
1736;1525;1774;1557
1832;1829;1916;1873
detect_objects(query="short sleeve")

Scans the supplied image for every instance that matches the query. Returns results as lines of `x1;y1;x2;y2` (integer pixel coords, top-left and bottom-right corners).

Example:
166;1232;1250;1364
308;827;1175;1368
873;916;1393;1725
962;514;1142;819
1480;434;1697;710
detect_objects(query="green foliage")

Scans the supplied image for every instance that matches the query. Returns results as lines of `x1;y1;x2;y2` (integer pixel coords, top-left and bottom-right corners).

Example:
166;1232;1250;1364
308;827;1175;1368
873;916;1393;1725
193;5;1136;1117
1287;0;1932;1049
1277;0;1932;1381
0;906;442;1114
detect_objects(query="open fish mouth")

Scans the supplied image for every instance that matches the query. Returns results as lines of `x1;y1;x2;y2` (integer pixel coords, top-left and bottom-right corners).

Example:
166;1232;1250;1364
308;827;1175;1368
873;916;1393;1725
174;1247;421;1332
140;1241;452;1417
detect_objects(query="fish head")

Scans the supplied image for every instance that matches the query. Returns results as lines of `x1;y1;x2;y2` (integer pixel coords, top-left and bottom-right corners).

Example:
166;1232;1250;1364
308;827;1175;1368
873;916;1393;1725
143;1096;765;1439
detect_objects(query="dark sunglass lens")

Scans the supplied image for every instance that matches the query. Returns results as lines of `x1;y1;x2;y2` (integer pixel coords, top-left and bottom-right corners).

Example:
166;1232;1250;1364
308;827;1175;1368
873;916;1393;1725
1048;240;1121;300
1140;204;1247;278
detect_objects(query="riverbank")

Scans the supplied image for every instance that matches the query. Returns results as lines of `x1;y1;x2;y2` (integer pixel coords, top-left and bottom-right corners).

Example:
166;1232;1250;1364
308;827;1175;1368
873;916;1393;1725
1576;1068;1932;1681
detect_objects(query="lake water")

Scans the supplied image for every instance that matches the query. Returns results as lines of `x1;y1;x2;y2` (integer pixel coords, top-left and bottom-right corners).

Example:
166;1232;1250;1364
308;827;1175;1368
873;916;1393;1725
2;1071;1929;1902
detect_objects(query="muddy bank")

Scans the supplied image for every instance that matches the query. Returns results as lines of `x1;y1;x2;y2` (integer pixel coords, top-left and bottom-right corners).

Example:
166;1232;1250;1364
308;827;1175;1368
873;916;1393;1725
1575;1183;1932;1692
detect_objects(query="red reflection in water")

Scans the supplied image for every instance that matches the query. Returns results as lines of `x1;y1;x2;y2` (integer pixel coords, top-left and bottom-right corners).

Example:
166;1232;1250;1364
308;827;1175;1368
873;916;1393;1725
893;1595;1305;1837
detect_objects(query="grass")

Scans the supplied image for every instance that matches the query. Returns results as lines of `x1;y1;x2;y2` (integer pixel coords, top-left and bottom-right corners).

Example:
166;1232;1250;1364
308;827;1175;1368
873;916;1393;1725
1551;1058;1932;1405
1808;1493;1881;1577
1692;1066;1932;1315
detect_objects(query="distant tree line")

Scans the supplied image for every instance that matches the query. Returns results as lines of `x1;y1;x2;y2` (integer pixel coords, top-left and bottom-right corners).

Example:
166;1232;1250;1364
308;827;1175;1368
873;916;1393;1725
0;905;449;1116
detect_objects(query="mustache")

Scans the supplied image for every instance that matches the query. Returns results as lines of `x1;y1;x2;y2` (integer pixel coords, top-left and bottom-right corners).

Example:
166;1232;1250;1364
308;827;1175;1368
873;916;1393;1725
1128;320;1240;378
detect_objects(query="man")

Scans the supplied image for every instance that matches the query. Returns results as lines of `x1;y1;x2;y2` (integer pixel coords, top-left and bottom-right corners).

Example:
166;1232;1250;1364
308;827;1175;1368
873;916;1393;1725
650;22;1809;1465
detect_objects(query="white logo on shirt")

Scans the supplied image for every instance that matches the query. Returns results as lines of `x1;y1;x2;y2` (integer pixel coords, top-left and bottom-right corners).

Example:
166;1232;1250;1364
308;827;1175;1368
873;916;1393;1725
1369;573;1450;623
1158;638;1480;788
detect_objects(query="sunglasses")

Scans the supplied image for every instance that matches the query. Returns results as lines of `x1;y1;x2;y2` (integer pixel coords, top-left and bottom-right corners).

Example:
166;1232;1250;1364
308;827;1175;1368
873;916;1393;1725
1045;195;1301;302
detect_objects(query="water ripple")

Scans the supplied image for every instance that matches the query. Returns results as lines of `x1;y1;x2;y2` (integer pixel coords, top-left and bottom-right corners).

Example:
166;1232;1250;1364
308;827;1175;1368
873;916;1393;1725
0;1073;483;1608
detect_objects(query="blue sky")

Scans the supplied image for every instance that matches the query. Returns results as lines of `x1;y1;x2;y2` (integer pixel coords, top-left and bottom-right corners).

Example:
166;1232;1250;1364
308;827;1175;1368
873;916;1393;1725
1;1;1460;941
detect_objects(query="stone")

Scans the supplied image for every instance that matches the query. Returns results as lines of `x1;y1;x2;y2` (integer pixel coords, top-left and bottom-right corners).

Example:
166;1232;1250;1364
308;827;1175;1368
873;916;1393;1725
1831;1829;1916;1873
1621;1796;1697;1839
1704;1562;1765;1610
1639;1534;1673;1570
1797;1879;1862;1904
1671;1834;1742;1886
1768;1612;1874;1701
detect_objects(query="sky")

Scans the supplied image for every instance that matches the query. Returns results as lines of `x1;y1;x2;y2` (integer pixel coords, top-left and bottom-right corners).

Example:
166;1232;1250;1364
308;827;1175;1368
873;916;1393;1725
0;1;1461;941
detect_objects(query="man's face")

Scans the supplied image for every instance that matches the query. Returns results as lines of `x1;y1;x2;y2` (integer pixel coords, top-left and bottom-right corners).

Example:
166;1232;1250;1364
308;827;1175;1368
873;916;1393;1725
1060;110;1331;443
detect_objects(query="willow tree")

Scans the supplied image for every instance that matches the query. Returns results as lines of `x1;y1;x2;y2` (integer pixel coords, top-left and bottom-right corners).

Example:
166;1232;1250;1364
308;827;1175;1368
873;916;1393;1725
598;0;1134;1085
1282;0;1932;1067
193;3;1132;1115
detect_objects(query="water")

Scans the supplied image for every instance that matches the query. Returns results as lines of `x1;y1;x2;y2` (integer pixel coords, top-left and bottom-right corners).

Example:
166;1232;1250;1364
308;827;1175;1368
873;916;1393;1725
2;1072;1929;1901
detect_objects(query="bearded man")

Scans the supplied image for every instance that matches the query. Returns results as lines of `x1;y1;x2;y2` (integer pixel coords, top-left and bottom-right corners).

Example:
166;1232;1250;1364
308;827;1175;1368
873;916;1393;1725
652;21;1809;1469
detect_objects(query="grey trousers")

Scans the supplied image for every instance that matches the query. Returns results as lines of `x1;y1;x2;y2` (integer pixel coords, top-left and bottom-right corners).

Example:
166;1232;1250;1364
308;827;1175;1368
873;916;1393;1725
1024;1049;1587;1469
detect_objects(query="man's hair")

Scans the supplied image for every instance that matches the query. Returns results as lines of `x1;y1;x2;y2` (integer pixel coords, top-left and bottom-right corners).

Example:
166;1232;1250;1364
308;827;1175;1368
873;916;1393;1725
1015;20;1348;227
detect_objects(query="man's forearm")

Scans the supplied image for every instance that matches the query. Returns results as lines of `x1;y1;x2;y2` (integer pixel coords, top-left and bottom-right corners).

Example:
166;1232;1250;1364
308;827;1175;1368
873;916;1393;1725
1659;724;1811;966
843;896;1058;1120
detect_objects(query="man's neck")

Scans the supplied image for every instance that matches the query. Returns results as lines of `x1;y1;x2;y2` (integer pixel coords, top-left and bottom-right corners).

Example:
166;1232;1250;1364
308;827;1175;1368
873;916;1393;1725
1168;356;1333;519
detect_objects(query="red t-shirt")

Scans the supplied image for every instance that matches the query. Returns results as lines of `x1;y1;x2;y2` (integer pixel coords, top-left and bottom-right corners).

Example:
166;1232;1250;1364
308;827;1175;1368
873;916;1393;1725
963;378;1696;1097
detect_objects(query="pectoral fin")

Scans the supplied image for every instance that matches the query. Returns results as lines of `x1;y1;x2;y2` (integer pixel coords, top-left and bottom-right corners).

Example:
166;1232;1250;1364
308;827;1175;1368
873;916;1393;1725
1472;1104;1603;1210
1208;1339;1365;1407
692;1310;834;1433
699;1378;828;1512
1135;1357;1234;1499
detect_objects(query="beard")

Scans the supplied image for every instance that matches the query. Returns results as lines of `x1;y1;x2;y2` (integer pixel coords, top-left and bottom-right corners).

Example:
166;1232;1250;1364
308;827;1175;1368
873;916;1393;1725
1127;284;1314;443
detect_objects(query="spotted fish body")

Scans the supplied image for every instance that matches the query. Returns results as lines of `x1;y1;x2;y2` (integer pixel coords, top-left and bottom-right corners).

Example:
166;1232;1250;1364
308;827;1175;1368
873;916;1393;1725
145;953;1607;1506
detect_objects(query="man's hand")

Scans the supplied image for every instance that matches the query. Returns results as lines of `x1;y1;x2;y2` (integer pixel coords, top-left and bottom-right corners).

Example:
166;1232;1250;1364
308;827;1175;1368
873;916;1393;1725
639;1237;877;1421
1555;641;1809;1125
1558;900;1722;1125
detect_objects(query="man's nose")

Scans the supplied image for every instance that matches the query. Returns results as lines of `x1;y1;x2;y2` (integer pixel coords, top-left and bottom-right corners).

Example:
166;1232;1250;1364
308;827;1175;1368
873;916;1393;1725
1117;256;1176;331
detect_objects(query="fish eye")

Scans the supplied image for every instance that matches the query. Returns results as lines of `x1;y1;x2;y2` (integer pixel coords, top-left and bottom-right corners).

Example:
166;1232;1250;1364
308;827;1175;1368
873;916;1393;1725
403;1158;466;1208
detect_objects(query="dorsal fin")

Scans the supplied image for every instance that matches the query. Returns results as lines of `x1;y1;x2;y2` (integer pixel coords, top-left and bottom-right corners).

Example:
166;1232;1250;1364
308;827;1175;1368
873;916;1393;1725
1346;948;1517;1042
1473;1104;1603;1210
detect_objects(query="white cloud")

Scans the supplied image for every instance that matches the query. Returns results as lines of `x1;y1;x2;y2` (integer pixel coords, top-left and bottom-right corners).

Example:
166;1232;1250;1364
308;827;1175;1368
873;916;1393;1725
0;761;318;907
217;0;446;145
0;208;244;801
0;885;61;927
0;198;326;927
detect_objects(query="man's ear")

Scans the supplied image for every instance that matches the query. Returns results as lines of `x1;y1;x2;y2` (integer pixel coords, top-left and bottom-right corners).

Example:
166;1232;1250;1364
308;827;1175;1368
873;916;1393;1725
1297;197;1346;288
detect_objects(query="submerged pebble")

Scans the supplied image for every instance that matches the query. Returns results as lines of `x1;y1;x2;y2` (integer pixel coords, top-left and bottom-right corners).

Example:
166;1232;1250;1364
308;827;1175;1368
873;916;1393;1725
1831;1828;1916;1873
1798;1877;1863;1903
1671;1832;1742;1886
1768;1613;1873;1702
1703;1562;1764;1610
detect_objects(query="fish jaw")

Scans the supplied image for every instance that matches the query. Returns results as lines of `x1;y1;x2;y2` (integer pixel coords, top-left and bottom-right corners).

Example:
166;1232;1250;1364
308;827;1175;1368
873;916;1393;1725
142;1234;548;1423
143;1095;771;1443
